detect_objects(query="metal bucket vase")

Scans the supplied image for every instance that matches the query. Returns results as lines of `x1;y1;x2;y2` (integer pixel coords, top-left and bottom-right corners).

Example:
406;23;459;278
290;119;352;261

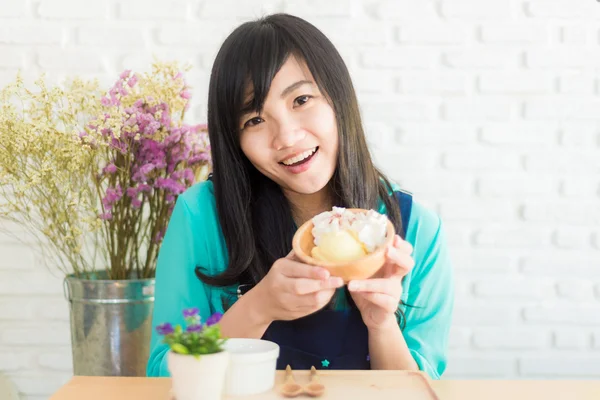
64;272;155;376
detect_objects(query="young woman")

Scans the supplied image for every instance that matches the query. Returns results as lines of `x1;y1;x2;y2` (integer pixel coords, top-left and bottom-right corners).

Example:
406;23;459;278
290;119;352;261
147;13;454;379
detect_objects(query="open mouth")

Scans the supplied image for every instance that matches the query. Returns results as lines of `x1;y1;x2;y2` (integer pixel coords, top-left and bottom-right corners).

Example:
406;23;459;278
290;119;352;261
279;147;319;167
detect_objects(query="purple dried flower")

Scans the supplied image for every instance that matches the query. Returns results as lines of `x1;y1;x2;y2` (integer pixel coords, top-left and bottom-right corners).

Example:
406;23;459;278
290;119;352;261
164;130;182;146
99;212;113;220
188;153;211;164
183;308;199;318
133;163;156;182
156;323;174;335
131;198;142;209
103;163;117;174
180;89;191;100
205;312;223;327
101;97;111;106
183;169;195;184
110;138;129;153
144;120;161;135
156;177;186;195
127;74;138;87
120;70;131;80
154;229;165;243
102;186;123;209
155;159;167;170
125;115;137;127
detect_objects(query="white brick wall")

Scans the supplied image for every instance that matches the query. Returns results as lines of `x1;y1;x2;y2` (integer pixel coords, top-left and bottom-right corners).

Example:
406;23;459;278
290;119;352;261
0;0;600;398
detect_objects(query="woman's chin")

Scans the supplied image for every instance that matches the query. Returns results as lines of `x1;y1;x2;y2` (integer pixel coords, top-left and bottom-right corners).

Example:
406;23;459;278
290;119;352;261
283;176;333;196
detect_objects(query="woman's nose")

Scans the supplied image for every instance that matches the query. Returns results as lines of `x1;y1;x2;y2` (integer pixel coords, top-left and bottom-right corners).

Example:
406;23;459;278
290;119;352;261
272;120;306;150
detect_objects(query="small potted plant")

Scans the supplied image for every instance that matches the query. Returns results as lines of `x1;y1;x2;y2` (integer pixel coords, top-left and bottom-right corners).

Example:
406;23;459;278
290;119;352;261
156;308;229;400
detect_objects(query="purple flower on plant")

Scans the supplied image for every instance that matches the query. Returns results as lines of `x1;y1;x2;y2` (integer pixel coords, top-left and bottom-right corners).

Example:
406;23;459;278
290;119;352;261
120;70;131;80
186;324;203;333
206;312;223;327
99;212;113;220
156;323;174;335
183;307;199;318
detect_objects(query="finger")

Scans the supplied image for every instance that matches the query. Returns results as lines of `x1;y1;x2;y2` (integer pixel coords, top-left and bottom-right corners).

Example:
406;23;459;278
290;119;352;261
353;292;399;313
279;259;330;280
386;246;415;276
394;235;413;255
286;249;297;260
287;276;344;295
296;288;337;309
347;278;400;296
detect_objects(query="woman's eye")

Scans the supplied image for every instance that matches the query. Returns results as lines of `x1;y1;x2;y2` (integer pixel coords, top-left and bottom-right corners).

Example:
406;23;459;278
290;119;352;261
294;95;311;107
243;116;263;128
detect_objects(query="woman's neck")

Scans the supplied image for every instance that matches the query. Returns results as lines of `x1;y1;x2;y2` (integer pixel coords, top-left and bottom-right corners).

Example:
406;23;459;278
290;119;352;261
284;185;334;227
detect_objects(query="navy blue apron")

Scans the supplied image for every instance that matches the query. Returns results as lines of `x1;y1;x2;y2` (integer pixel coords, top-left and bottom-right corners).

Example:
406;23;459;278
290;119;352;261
263;190;413;370
208;175;412;370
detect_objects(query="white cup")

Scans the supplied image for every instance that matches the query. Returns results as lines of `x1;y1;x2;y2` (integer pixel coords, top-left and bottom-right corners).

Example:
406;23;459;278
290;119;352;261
223;338;280;396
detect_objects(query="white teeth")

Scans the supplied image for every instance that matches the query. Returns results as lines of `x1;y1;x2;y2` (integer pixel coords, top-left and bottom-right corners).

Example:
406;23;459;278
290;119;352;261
282;147;317;166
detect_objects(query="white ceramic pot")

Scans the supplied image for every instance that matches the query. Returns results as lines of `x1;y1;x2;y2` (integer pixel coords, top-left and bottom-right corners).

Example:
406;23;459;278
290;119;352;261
223;338;280;396
167;350;229;400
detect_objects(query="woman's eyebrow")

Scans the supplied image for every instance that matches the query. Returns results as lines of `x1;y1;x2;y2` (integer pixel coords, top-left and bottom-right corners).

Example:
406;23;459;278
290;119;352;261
239;80;314;117
280;80;313;98
240;100;256;116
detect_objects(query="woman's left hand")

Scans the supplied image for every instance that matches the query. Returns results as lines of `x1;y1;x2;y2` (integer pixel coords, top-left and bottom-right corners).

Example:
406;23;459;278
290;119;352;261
348;235;415;331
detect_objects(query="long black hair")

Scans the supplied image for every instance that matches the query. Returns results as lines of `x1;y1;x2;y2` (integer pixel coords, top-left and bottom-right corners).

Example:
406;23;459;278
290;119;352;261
196;14;403;303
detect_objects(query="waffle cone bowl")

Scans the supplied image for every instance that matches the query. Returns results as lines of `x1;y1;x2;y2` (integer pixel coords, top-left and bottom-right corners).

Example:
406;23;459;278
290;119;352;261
292;208;395;282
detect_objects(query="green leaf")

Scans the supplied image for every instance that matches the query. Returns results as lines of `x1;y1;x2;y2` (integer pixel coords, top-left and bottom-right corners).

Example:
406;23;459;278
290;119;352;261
171;343;190;355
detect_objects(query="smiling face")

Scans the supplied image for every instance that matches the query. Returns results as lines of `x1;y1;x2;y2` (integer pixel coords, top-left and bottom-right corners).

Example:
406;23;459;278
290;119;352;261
238;56;339;199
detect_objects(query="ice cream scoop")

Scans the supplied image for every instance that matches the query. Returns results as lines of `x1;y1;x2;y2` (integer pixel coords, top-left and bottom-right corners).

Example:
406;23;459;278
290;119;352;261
311;230;367;262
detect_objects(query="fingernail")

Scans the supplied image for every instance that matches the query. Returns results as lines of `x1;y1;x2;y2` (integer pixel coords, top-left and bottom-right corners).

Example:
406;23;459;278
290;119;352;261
348;281;360;291
318;268;330;279
330;277;344;287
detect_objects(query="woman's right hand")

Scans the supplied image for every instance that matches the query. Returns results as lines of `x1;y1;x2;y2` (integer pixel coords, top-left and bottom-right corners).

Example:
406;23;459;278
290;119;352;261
252;250;344;323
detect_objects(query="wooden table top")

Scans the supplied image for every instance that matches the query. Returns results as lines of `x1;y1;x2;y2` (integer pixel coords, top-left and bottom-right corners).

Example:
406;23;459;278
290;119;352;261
49;371;600;400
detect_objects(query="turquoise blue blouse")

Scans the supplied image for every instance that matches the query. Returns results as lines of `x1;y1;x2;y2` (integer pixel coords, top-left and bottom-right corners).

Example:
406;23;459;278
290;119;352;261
146;180;454;379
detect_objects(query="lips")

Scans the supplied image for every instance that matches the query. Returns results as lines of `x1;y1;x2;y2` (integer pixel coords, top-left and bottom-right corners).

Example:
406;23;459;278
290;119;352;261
280;147;318;166
280;147;319;174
